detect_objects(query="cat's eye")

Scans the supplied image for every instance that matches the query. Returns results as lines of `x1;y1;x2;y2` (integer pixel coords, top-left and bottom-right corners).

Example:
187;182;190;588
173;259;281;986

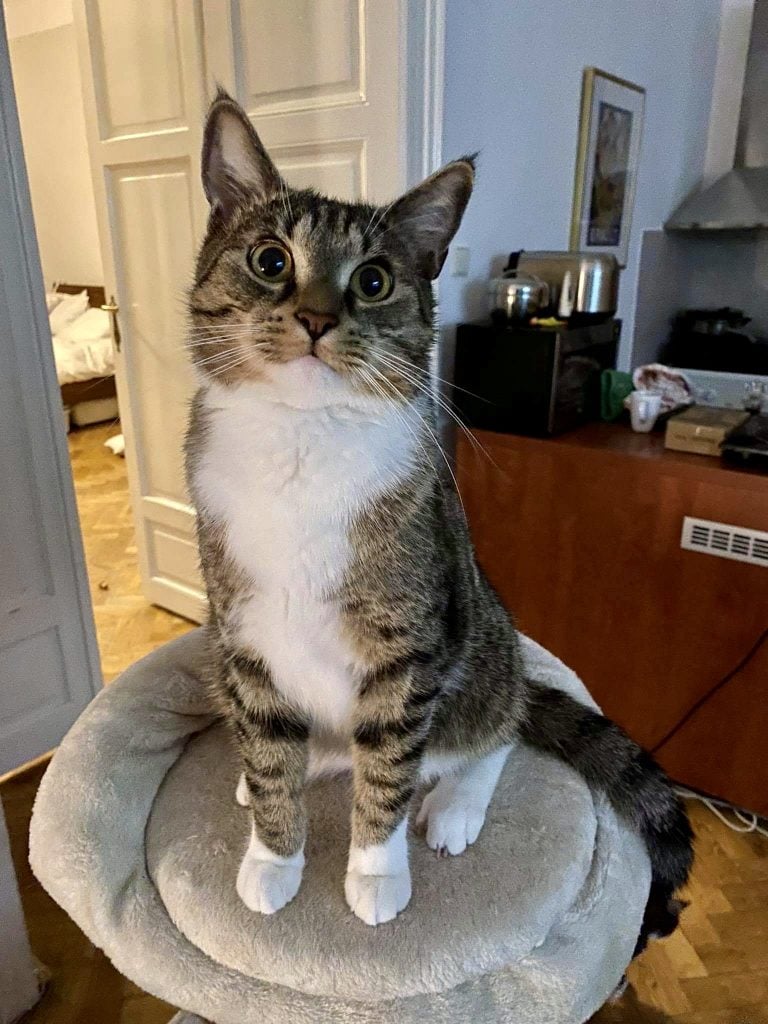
349;262;393;303
247;241;293;283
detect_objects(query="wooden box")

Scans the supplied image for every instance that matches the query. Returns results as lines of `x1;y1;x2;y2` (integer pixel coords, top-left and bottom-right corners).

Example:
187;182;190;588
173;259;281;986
665;406;750;457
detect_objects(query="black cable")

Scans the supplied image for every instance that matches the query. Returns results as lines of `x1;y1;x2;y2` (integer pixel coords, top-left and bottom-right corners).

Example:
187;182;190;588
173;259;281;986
651;625;768;754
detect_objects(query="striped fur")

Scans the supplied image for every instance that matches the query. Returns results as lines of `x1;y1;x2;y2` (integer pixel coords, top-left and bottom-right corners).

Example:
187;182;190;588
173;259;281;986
185;92;693;935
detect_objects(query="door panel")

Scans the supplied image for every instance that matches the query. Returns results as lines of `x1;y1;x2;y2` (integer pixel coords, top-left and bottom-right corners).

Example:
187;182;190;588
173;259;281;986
1;629;70;723
108;160;197;503
272;139;365;198
75;0;436;622
0;9;101;774
89;0;187;136
202;0;404;204
237;0;363;112
74;0;209;621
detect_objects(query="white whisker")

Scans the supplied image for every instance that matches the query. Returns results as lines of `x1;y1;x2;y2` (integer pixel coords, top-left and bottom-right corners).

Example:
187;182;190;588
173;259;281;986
370;350;497;471
372;349;499;472
351;363;443;489
363;361;466;517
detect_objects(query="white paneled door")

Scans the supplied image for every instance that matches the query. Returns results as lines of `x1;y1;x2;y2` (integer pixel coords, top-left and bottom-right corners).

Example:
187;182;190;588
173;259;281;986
0;10;101;778
73;0;441;622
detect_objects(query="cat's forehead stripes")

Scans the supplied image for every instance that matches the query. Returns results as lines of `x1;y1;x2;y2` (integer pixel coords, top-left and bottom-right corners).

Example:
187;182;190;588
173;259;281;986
288;201;373;290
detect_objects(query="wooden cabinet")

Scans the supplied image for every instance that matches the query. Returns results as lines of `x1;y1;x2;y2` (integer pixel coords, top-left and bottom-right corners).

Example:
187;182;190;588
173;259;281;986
456;424;768;816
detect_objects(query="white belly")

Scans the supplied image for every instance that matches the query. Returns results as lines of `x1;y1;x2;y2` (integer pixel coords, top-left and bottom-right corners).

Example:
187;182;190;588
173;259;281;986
194;381;418;731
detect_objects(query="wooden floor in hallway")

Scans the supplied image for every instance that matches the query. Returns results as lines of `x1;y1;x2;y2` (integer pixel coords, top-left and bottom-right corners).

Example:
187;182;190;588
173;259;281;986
67;421;194;682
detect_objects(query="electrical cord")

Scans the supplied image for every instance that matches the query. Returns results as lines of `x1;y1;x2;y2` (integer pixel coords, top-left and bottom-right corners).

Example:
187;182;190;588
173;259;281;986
675;785;768;839
651;625;768;754
651;626;768;839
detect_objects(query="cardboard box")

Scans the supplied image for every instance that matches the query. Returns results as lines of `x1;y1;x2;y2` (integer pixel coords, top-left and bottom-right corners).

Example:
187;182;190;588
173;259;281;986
665;406;750;457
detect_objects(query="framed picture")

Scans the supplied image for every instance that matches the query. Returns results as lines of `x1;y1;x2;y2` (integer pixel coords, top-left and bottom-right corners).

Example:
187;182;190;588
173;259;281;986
569;68;645;267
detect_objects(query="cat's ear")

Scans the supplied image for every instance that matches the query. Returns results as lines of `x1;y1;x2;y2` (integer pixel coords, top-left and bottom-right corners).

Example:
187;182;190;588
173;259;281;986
387;157;476;279
202;90;282;217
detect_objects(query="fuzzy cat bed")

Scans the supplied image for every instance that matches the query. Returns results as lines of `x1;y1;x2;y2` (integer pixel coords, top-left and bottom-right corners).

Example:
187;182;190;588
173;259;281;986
29;630;649;1024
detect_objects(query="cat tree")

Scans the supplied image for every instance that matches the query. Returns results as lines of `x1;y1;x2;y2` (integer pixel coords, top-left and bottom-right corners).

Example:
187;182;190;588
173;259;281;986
29;630;649;1024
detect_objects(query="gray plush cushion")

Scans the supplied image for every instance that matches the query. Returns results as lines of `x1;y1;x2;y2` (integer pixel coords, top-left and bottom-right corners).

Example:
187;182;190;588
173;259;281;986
30;631;650;1024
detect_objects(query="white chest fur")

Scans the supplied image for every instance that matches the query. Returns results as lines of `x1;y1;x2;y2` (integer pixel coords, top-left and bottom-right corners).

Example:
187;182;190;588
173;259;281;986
194;379;417;731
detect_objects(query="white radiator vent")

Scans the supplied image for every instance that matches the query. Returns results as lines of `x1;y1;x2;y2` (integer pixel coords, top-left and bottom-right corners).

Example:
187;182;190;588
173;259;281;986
681;516;768;568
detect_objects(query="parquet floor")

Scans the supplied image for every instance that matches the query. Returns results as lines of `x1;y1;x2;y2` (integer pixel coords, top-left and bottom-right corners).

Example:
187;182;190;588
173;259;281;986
2;424;765;1022
67;422;194;682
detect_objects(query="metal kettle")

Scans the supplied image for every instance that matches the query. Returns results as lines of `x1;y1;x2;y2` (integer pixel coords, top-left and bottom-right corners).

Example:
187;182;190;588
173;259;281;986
489;250;551;322
488;269;550;323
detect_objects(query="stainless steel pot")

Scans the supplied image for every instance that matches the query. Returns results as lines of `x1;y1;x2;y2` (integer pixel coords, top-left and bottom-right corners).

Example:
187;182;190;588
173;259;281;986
515;251;619;318
488;271;550;322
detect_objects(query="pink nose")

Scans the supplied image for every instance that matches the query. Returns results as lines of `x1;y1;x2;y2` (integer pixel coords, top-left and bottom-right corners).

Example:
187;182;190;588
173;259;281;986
295;309;338;343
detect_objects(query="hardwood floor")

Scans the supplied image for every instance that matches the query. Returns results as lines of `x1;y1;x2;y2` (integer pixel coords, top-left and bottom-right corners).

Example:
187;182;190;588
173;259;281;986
67;422;194;682
2;423;765;1022
592;800;768;1022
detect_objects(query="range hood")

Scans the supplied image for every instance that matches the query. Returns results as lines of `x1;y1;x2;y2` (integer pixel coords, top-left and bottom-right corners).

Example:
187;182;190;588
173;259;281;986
666;0;768;231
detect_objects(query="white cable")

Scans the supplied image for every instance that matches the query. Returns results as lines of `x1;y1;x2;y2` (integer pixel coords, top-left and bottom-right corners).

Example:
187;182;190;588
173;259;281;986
675;785;768;839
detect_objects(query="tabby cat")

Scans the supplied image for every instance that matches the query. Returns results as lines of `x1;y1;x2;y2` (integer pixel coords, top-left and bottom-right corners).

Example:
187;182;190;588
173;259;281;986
185;91;693;936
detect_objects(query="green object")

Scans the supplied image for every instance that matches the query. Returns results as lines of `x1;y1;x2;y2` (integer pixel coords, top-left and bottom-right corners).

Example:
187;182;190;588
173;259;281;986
600;370;634;421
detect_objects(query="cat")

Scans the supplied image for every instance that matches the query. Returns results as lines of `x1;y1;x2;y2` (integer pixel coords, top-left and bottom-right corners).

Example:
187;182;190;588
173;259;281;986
185;90;693;935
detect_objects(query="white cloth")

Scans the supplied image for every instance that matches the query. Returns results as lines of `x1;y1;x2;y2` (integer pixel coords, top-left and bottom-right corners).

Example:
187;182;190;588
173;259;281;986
51;306;115;384
48;290;88;334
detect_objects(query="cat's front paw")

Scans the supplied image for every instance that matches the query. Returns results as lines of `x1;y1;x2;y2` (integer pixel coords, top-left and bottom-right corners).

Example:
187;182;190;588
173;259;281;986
236;828;304;915
344;869;411;926
416;783;487;857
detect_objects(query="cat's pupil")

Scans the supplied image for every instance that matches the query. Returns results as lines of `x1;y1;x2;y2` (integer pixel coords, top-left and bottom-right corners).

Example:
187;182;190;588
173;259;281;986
358;266;385;297
257;246;287;277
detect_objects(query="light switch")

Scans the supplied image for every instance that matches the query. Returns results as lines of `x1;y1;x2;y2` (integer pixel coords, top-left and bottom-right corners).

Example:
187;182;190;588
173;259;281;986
452;246;470;276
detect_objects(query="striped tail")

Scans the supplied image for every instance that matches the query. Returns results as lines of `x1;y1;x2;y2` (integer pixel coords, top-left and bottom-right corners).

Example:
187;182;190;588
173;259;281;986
518;681;694;953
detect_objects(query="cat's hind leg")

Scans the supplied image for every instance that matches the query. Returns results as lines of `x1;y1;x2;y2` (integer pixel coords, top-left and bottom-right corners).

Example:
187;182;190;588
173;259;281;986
416;745;511;856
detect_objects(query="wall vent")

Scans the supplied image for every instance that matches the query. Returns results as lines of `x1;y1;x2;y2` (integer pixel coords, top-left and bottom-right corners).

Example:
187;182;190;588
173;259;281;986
681;516;768;568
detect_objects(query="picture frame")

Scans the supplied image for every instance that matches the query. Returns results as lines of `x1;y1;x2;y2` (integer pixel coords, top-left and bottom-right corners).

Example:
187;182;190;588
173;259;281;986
569;68;645;268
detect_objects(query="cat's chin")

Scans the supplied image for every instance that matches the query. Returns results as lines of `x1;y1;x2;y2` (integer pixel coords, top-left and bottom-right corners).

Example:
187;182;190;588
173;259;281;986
263;355;364;410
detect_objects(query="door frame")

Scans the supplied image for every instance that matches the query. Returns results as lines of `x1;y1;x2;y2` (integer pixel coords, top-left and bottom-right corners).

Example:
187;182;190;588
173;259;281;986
0;8;98;1013
405;0;446;186
0;8;101;702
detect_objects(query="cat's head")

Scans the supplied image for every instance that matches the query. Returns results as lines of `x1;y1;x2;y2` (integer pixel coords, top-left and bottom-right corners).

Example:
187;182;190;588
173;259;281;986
189;91;474;409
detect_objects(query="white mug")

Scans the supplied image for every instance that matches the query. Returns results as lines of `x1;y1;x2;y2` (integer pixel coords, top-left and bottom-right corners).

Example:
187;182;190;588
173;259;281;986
629;390;662;433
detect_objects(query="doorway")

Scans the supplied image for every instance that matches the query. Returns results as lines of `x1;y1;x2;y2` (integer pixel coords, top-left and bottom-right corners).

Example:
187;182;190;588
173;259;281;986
8;13;194;684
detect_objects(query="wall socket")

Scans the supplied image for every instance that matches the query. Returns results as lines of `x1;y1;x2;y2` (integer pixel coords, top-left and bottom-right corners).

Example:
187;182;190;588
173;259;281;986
451;246;470;276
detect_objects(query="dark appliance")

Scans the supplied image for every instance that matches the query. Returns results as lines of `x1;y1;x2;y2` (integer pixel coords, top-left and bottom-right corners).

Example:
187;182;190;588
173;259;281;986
721;414;768;470
452;319;620;437
660;307;768;374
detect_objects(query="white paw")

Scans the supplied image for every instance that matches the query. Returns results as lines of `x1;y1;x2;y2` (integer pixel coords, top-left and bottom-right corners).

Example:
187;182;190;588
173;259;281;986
237;854;303;915
344;869;411;926
416;784;488;856
236;827;304;915
235;772;249;807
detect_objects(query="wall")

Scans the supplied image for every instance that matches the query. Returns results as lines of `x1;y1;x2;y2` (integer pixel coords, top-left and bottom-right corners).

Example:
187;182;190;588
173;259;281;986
439;0;722;371
9;18;103;286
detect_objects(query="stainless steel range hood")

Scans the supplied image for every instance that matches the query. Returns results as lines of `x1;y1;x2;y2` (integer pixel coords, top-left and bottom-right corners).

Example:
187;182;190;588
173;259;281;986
666;0;768;231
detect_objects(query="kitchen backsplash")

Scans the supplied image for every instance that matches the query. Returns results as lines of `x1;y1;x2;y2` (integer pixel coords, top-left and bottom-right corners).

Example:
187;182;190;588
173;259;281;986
632;228;768;368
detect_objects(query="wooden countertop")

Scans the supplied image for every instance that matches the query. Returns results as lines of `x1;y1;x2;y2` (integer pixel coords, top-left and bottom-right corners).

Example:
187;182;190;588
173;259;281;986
468;420;768;492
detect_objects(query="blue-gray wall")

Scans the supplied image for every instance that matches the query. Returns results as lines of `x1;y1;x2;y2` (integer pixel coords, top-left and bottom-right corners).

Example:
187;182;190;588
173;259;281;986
439;0;723;370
